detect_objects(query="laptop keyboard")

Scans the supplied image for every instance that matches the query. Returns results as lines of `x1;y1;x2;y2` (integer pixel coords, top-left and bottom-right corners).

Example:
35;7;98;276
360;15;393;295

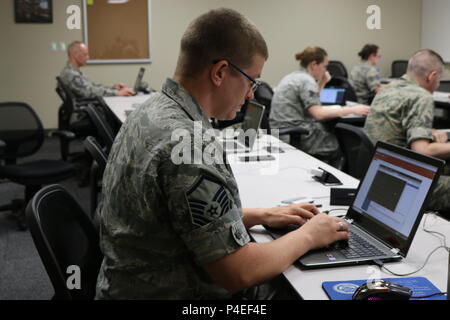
335;229;385;259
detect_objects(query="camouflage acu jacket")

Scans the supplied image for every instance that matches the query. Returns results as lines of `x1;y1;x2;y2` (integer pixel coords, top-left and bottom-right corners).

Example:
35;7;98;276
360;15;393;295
59;62;117;99
96;78;250;299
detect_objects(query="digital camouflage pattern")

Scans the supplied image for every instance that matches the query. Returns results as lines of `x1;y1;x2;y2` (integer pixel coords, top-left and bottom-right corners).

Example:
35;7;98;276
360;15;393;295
95;78;250;299
59;62;117;99
269;68;339;158
349;61;382;104
364;75;450;212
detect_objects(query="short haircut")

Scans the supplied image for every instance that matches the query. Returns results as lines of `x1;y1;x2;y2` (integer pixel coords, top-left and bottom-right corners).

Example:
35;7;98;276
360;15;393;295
358;44;379;60
295;47;328;68
67;41;84;57
407;49;445;78
175;8;268;78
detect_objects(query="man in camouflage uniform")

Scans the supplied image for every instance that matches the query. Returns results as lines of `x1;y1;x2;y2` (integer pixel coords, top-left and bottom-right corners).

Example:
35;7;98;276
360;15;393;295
364;49;450;214
59;41;134;99
96;8;350;299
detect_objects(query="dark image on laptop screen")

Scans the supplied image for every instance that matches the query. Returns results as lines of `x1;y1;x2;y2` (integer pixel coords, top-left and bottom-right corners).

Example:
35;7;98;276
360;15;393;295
365;170;406;212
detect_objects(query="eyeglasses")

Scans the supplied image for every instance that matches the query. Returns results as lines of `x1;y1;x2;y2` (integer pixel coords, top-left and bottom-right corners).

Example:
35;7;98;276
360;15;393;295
212;59;261;92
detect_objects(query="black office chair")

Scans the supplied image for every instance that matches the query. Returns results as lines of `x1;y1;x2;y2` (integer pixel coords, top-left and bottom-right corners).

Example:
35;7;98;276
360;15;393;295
326;76;358;103
0;102;77;230
335;123;374;179
253;81;309;146
327;60;348;79
55;76;98;160
84;104;116;152
391;60;408;78
82;136;108;219
25;184;103;300
95;97;122;136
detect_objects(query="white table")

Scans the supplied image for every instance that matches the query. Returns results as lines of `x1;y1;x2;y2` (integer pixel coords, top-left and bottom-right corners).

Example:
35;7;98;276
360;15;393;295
103;94;154;123
228;135;450;300
434;91;450;104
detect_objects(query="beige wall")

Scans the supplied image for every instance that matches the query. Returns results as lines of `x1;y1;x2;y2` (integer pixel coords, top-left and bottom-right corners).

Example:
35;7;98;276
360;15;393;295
0;0;422;129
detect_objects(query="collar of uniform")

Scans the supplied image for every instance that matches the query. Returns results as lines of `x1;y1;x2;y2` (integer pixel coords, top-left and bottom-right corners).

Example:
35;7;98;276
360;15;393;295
401;74;419;86
299;67;308;74
66;61;82;73
162;78;211;126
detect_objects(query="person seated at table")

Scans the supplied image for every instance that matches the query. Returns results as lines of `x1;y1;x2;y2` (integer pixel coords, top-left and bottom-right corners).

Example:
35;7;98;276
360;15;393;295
364;49;450;216
269;46;370;167
60;41;135;99
95;8;350;300
349;44;386;104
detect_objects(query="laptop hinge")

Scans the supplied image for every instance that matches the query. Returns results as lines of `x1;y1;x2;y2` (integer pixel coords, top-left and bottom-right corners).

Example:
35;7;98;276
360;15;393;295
391;248;400;255
344;218;354;224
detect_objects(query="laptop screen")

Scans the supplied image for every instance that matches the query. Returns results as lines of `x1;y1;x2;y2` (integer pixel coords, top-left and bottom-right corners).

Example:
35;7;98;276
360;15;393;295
320;88;346;105
237;101;265;148
347;142;443;255
133;67;145;92
241;101;265;132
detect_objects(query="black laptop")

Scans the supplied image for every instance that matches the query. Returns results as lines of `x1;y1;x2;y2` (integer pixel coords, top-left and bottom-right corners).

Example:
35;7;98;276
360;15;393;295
265;141;444;268
220;100;265;153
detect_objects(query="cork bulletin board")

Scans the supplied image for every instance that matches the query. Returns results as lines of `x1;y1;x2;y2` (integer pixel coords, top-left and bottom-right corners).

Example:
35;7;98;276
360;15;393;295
83;0;151;63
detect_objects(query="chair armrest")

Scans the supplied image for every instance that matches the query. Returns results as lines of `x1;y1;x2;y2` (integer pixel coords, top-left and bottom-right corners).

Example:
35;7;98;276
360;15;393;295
76;99;100;108
49;130;76;141
278;127;309;136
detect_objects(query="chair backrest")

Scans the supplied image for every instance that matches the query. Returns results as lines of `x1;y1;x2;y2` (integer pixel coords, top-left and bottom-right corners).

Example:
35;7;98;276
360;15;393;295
328;60;348;78
335;123;374;179
326;76;358;103
82;136;108;175
391;60;408;78
56;77;78;131
25;184;103;300
95;97;122;136
254;81;274;131
0;102;44;163
84;104;115;152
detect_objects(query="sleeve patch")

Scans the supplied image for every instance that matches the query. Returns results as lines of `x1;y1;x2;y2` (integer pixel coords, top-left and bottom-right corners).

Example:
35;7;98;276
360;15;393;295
186;176;233;227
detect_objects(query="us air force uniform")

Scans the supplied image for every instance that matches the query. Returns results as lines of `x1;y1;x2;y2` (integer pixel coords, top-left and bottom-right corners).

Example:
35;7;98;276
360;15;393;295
364;75;450;213
59;62;118;99
269;68;340;163
349;61;382;104
95;78;250;299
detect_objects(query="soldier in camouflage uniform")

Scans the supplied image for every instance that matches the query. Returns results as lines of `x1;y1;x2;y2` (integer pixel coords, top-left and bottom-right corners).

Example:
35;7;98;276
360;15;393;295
96;8;350;299
59;41;135;99
364;49;450;214
270;46;370;167
349;44;386;105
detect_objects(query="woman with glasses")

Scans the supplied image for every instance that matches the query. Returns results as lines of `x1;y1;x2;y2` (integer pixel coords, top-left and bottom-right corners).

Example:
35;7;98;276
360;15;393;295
270;46;370;167
349;44;386;104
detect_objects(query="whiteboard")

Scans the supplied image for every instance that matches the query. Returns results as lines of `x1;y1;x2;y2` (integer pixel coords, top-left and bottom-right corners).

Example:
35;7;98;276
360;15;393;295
422;0;450;62
83;0;152;64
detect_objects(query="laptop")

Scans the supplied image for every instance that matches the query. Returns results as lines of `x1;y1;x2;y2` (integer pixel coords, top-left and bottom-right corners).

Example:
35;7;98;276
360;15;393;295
133;67;145;93
265;141;444;268
320;88;346;106
219;100;265;153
